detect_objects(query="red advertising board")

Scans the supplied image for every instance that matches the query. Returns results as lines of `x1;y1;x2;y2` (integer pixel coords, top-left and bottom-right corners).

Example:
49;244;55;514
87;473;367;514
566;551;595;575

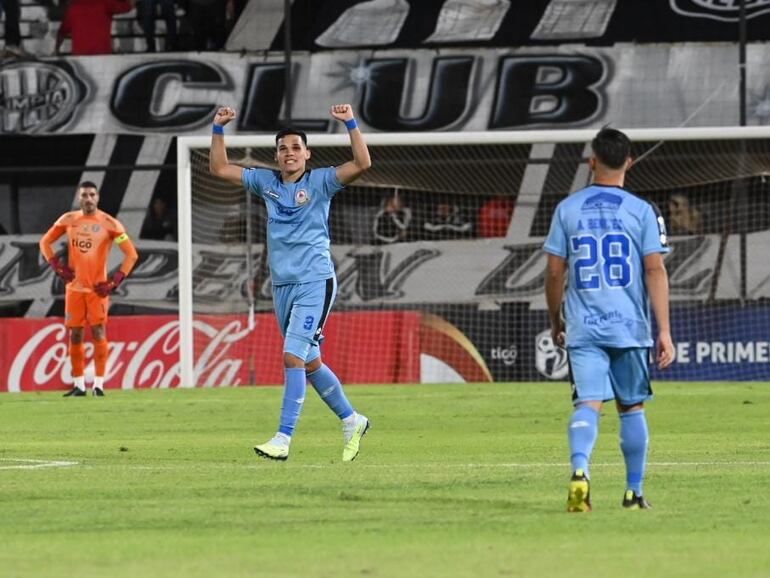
1;312;421;392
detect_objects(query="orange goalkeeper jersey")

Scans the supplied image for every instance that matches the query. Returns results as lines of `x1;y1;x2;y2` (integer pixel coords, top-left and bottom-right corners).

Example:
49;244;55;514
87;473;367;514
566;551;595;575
41;209;130;292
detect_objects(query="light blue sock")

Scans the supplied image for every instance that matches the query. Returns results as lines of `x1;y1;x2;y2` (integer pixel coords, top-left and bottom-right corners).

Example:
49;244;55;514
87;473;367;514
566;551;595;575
620;409;649;495
307;364;354;420
568;405;600;477
278;368;306;436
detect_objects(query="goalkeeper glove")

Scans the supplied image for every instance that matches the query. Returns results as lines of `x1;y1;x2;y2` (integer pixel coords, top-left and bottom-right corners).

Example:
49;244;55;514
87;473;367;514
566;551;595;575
94;271;126;297
48;257;75;283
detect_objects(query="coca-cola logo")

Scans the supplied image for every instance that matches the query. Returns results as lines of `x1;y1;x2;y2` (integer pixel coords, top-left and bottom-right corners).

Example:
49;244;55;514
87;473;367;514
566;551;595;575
7;319;252;392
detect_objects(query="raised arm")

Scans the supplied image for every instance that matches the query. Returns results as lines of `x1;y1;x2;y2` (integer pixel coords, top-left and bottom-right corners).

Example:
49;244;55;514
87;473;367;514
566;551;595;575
210;106;245;186
644;252;674;369
331;104;372;185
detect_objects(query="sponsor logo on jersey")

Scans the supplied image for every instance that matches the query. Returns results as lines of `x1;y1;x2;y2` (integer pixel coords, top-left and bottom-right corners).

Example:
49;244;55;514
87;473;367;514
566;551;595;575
670;0;770;21
71;237;93;253
657;216;669;247
581;192;623;212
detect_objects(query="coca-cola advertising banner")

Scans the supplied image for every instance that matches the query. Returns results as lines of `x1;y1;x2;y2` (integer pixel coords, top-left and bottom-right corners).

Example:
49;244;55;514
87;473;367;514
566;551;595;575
1;312;421;392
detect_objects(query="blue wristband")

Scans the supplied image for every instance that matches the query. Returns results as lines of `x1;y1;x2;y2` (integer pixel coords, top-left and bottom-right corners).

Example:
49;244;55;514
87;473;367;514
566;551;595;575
212;124;224;135
344;118;358;131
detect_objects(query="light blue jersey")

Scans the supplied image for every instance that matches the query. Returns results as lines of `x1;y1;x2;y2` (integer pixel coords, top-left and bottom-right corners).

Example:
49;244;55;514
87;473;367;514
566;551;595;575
242;167;344;285
543;185;670;348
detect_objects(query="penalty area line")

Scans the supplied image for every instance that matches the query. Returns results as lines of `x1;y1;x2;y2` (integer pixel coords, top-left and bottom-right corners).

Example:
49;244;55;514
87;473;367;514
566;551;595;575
0;458;79;471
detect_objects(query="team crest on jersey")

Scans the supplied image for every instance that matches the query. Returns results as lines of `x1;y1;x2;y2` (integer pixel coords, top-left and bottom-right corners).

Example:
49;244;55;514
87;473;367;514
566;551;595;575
92;224;101;233
295;189;310;205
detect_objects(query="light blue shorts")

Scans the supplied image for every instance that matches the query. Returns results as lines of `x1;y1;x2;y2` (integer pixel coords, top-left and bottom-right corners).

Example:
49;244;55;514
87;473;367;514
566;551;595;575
568;345;652;407
273;277;336;363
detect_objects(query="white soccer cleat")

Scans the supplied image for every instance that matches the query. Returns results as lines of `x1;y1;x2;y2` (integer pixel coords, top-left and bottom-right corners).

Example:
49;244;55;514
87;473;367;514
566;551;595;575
342;413;370;462
254;435;290;461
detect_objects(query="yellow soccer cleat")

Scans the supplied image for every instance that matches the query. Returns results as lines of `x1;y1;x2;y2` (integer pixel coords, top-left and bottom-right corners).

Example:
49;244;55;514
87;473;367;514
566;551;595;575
567;469;592;513
254;436;290;461
342;413;370;462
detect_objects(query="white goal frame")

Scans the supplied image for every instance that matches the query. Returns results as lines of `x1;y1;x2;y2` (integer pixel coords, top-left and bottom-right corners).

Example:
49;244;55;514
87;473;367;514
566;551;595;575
176;126;770;387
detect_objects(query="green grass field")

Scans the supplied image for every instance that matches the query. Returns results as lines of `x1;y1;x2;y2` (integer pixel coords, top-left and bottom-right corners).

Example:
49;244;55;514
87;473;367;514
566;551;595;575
1;382;768;578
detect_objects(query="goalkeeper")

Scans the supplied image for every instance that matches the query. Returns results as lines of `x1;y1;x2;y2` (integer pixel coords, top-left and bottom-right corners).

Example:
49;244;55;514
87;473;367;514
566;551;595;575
210;104;372;462
39;181;139;397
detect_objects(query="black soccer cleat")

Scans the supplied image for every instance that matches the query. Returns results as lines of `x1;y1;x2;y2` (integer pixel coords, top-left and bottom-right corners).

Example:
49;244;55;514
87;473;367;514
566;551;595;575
63;387;86;397
92;388;105;397
622;490;652;510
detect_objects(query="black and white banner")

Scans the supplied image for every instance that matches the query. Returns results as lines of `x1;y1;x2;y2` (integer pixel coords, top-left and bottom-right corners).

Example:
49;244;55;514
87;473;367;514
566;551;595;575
2;43;770;136
231;0;770;53
3;231;769;310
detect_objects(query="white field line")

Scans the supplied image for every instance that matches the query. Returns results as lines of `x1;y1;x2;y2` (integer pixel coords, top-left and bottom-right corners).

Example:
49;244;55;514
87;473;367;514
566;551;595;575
5;459;768;472
273;461;770;469
0;458;79;470
75;460;770;471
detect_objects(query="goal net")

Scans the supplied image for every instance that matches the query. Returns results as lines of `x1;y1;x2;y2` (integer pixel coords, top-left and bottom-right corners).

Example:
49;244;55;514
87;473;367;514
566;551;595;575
177;127;770;386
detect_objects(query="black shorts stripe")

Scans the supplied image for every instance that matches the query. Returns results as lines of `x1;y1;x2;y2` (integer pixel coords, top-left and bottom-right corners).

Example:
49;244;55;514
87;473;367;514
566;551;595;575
313;277;335;341
567;351;578;403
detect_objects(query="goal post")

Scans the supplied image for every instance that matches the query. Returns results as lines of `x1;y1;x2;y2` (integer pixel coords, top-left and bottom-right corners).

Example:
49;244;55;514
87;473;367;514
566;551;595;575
177;126;770;387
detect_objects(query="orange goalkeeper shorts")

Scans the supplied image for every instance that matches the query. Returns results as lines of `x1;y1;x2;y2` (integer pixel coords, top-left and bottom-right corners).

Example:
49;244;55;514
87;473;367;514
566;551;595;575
64;287;109;328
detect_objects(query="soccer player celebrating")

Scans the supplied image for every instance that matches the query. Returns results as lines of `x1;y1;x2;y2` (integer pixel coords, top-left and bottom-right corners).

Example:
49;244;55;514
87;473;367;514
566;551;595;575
40;181;139;397
543;128;675;512
209;105;372;462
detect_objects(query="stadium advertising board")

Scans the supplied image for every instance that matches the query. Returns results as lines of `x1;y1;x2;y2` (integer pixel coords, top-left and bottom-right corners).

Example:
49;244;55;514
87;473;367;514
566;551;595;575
427;304;770;383
0;312;421;392
652;305;770;381
2;43;770;135
2;306;768;390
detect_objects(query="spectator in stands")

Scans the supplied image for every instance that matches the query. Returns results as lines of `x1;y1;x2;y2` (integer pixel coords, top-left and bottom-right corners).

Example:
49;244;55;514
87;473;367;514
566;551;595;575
478;194;515;238
140;196;176;240
187;0;230;51
139;0;177;52
0;0;25;58
668;193;702;235
56;0;135;55
373;192;412;244
423;201;472;240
